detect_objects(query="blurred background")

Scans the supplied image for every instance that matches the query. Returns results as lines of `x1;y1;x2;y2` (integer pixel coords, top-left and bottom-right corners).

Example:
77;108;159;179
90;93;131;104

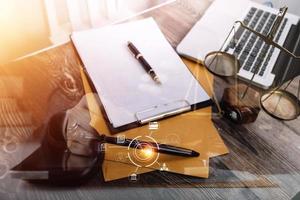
0;0;300;65
0;0;174;64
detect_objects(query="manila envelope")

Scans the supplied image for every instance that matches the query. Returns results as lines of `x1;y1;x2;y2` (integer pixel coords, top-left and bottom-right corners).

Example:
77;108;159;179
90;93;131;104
80;58;229;181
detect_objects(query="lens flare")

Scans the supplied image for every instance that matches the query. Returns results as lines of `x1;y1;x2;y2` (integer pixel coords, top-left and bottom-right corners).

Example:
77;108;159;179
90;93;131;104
141;146;154;159
128;136;160;167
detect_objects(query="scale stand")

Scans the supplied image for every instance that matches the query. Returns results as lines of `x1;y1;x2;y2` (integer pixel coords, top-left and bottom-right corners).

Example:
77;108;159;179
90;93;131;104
237;6;300;120
204;6;300;121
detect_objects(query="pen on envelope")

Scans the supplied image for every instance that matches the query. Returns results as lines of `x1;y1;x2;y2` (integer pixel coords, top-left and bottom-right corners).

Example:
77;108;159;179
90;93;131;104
81;134;199;157
103;136;200;157
127;41;161;84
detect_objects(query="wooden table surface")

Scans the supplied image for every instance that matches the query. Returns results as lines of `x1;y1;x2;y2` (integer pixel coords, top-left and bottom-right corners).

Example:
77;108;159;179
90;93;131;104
0;0;299;199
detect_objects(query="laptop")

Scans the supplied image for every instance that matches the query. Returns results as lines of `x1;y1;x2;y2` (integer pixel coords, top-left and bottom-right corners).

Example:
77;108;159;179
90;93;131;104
177;0;300;89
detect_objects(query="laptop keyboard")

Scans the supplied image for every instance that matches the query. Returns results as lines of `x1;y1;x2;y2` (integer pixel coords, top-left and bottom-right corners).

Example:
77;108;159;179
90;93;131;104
225;7;288;77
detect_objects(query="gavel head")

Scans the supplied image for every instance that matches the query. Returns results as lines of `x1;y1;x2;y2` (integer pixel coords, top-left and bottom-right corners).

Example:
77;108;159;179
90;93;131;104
45;109;105;157
65;110;105;157
35;110;103;184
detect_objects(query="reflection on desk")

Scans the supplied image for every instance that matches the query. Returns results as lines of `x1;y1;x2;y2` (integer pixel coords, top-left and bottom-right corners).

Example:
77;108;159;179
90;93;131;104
0;0;299;199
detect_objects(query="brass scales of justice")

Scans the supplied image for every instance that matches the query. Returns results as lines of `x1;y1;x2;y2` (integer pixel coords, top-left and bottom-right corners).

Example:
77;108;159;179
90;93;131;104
203;6;300;121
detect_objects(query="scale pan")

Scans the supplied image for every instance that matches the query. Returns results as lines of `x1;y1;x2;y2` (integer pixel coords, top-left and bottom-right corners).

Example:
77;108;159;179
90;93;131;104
260;90;300;120
204;51;239;77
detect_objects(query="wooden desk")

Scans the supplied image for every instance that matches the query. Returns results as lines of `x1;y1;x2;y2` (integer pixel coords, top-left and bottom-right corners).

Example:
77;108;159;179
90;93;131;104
0;0;299;199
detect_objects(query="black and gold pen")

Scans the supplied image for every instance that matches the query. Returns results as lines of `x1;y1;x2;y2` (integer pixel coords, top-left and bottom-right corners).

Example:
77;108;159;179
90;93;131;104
127;41;161;84
103;136;200;157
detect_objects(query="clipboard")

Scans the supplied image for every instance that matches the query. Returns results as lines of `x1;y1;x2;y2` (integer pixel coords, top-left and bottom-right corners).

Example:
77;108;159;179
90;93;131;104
71;18;211;132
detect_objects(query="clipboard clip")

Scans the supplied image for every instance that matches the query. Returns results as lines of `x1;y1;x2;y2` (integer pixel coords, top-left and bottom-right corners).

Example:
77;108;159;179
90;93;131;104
135;100;191;124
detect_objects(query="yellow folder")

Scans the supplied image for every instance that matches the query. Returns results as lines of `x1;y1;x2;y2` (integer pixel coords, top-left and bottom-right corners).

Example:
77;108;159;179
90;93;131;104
80;58;229;181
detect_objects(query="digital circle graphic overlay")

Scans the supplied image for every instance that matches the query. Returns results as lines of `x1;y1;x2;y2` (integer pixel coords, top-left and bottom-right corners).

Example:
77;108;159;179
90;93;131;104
3;141;17;153
127;136;160;167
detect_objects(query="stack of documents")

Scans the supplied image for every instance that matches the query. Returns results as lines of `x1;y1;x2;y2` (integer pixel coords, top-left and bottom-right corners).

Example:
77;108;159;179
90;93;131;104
75;18;229;181
80;58;228;181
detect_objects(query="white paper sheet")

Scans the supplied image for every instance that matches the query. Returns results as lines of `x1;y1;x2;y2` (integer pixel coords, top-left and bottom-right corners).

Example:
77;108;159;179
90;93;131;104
72;18;210;128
